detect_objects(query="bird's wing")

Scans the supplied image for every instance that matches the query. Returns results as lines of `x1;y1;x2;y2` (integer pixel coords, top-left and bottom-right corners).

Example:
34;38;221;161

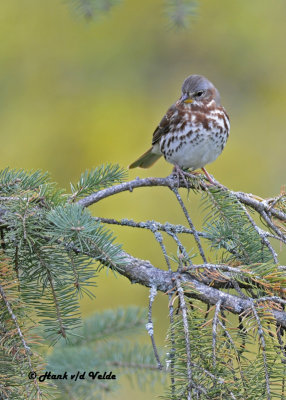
152;104;177;145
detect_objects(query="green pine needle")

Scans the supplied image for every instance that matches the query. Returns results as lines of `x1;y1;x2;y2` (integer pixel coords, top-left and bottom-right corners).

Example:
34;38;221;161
70;164;127;200
201;186;273;264
47;203;125;270
47;307;166;400
0;167;49;194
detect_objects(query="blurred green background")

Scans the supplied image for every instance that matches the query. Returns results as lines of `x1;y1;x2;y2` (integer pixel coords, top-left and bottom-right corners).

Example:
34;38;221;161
1;0;285;398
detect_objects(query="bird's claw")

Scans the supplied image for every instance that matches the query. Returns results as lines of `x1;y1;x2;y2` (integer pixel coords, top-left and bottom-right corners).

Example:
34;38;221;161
171;165;195;189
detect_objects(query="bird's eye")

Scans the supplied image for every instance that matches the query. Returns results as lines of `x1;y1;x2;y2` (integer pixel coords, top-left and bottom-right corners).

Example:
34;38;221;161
196;91;204;97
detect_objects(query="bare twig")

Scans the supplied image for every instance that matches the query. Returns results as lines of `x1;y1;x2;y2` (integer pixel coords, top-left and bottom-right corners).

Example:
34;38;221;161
166;230;193;264
212;300;221;367
109;360;166;371
254;296;286;306
146;286;162;370
171;187;207;263
93;216;208;238
152;230;172;272
176;278;192;400
251;303;271;400
167;297;176;397
261;210;286;244
151;228;176;393
105;250;286;329
76;176;286;222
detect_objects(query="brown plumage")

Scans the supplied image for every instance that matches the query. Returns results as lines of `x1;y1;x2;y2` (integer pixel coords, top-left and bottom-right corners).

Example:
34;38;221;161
129;75;230;181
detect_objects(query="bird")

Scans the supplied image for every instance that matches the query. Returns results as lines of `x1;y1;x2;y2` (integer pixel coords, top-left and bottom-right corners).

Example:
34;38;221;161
129;74;230;184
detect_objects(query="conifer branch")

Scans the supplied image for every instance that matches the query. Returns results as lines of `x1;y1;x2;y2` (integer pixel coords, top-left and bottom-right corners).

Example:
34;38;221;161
151;228;176;391
99;250;286;329
171;186;207;263
217;319;244;373
76;173;286;329
94;216;208;237
146;286;162;370
251;304;271;400
1;166;285;398
0;281;43;399
236;200;278;263
212;299;221;368
77;175;286;223
0;282;32;355
261;209;286;243
109;360;165;370
175;277;192;400
47;270;67;339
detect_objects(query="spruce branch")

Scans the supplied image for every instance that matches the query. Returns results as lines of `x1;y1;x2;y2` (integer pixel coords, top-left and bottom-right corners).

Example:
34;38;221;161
0;281;32;360
74;172;286;329
250;304;271;400
88;249;286;328
151;226;176;392
66;306;148;345
175;277;193;400
70;164;127;201
146;286;162;370
77;175;286;223
47;307;165;399
212;299;221;368
93;216;208;237
1;165;285;398
171;186;207;263
0;255;47;399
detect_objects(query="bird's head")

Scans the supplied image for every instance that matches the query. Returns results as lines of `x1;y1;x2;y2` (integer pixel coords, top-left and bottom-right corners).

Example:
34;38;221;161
179;75;221;107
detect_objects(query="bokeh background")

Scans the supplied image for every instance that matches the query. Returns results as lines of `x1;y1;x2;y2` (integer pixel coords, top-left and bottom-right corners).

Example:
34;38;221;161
1;0;285;398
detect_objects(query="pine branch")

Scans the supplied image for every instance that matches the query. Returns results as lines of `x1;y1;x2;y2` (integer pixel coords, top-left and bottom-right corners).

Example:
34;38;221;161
175;278;193;400
146;286;163;370
92;250;286;329
212;299;221;368
0;254;48;399
47;204;125;271
77;175;286;223
47;307;165;399
1;165;285;398
65;306;148;345
171;186;207;263
70;164;127;201
250;304;271;400
93;216;208;237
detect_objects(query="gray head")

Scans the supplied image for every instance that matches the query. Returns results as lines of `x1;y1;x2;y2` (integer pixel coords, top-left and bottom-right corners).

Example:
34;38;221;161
180;75;221;106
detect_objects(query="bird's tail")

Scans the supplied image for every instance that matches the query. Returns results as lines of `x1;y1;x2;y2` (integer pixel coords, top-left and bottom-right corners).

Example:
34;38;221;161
129;147;162;169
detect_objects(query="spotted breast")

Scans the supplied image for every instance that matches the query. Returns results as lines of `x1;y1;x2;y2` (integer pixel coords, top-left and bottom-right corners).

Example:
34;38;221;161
156;100;230;170
129;74;230;183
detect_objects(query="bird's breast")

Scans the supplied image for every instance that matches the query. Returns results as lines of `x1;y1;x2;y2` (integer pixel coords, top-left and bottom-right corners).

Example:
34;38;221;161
159;108;230;170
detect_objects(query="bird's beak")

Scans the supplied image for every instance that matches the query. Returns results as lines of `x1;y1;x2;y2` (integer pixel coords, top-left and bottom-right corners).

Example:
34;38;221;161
180;93;193;104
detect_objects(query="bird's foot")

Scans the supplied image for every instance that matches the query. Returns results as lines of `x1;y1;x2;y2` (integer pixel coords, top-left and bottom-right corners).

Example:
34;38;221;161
201;167;216;185
171;165;200;188
171;164;189;188
200;168;227;189
171;165;219;188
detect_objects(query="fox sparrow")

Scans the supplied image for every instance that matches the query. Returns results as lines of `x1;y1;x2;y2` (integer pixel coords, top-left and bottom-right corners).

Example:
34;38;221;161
129;74;230;183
